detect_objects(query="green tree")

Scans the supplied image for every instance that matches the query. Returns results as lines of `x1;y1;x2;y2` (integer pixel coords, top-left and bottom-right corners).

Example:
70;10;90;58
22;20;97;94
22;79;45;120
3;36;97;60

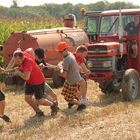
11;0;19;8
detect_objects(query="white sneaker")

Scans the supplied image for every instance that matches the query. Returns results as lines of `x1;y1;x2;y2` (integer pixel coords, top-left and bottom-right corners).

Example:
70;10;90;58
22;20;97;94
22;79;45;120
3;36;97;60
80;98;88;105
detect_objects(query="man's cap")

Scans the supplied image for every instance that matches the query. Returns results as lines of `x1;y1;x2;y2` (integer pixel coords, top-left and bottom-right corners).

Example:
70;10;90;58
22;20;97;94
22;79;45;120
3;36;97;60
56;41;69;52
34;48;44;59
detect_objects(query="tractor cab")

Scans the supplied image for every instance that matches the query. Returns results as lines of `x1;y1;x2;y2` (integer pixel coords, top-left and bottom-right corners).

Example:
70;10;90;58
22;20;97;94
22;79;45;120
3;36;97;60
95;9;140;74
84;11;101;43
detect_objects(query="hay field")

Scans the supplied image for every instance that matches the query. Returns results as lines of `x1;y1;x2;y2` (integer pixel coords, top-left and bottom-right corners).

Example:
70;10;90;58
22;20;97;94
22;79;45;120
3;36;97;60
0;80;140;140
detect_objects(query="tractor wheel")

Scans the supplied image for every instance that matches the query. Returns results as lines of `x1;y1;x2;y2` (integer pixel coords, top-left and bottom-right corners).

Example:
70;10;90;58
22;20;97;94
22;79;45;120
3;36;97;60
52;72;65;88
122;69;140;101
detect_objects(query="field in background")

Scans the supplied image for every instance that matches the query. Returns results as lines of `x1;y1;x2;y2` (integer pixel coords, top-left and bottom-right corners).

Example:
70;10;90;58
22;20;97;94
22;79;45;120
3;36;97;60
0;16;140;139
0;17;83;45
0;17;62;45
0;80;140;140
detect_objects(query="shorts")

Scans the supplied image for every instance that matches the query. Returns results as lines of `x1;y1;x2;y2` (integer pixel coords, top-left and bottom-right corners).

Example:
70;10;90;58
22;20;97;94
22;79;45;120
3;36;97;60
0;90;5;101
25;82;45;100
61;81;80;102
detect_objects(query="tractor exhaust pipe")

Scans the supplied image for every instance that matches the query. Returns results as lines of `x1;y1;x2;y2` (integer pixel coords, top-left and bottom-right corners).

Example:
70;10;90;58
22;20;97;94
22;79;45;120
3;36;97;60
63;14;77;28
118;8;124;58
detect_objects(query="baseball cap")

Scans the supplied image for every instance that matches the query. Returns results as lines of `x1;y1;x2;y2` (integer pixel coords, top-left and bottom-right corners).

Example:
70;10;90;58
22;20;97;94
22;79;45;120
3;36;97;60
56;41;69;52
34;48;44;59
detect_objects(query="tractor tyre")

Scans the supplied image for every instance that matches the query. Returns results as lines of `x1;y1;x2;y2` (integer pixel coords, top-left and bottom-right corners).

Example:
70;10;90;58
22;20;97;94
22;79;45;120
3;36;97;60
52;71;65;88
122;69;140;101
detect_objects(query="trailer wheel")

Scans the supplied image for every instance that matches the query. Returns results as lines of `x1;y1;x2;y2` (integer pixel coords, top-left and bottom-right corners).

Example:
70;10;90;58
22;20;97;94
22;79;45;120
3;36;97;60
52;72;65;88
4;74;25;86
122;69;140;101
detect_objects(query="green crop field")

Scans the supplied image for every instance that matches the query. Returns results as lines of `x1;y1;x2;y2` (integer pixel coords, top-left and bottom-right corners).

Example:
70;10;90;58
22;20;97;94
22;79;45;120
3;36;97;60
0;17;83;45
0;17;63;44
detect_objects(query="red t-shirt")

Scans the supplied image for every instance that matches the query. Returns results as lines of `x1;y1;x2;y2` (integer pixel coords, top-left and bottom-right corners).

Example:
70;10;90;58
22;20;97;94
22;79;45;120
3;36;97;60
73;53;84;65
20;56;45;85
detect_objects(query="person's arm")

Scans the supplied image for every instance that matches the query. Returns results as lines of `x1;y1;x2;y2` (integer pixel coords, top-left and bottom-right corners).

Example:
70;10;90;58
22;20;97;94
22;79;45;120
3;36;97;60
80;63;91;75
37;59;57;70
61;70;67;78
62;58;70;78
6;57;15;70
45;63;58;70
15;60;32;81
0;66;17;74
6;48;21;70
0;67;6;74
15;70;30;81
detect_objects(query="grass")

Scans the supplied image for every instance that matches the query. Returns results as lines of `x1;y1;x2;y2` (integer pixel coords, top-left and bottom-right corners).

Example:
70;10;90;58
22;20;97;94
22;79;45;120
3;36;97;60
0;80;140;140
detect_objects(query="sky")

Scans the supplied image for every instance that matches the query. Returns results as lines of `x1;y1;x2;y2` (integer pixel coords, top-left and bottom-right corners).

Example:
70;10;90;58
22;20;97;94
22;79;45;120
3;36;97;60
0;0;140;7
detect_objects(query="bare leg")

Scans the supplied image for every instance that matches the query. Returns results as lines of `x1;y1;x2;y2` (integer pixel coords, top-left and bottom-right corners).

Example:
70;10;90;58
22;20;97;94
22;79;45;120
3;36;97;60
34;94;58;110
47;90;57;101
0;100;11;122
44;83;57;101
0;100;5;116
36;98;57;116
69;99;81;106
25;95;41;113
79;78;87;98
36;98;53;106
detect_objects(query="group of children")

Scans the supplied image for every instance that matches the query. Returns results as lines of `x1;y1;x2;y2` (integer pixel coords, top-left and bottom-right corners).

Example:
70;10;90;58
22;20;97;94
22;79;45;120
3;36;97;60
0;41;91;123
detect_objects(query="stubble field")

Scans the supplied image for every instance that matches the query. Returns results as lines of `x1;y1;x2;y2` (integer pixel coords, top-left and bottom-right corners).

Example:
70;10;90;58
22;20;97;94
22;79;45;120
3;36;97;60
0;80;140;140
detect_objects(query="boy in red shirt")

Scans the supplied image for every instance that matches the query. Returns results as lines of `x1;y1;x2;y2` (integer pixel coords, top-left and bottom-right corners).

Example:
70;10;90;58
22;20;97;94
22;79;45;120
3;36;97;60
73;45;91;105
73;45;91;76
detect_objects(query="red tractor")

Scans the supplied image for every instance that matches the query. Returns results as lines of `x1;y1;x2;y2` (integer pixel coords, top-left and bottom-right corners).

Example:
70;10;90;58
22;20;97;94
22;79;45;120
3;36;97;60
85;9;140;101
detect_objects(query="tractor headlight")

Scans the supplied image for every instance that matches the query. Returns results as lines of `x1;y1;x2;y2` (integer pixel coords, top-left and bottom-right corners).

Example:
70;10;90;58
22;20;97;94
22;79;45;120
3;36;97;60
102;61;112;68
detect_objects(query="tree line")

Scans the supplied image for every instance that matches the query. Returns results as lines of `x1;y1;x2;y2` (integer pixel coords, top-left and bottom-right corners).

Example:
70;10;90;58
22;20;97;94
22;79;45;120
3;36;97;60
0;1;139;20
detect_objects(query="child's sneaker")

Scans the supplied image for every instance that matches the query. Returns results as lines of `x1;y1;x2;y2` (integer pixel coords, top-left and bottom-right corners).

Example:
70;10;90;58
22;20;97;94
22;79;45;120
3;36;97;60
68;103;74;109
55;101;60;110
77;104;86;111
0;115;11;123
80;98;88;105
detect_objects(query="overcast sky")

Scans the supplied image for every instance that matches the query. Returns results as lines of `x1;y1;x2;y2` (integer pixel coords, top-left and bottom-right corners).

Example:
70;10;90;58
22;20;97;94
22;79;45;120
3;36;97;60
0;0;140;7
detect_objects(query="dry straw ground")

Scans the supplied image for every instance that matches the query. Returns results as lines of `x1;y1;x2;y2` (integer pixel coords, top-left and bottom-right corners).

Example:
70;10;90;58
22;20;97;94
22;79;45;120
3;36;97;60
0;80;140;140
